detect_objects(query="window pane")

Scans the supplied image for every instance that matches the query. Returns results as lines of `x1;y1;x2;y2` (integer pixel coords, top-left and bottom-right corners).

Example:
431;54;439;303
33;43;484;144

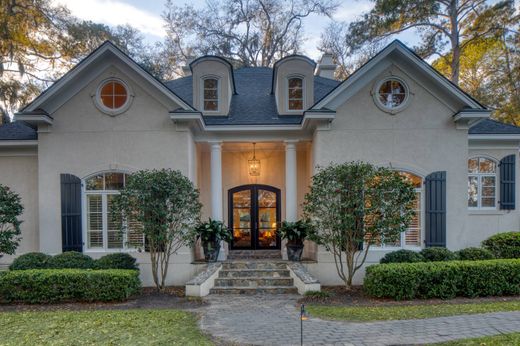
482;198;495;207
204;89;218;100
204;101;218;111
289;88;303;99
128;213;144;248
479;158;496;173
87;195;103;248
482;176;495;186
204;79;217;89
86;174;104;190
468;158;478;173
399;172;422;188
482;186;495;197
113;96;127;109
288;78;302;88
100;95;114;109
289;100;303;110
113;82;127;96
107;195;123;249
100;82;113;96
468;176;478;207
105;173;125;190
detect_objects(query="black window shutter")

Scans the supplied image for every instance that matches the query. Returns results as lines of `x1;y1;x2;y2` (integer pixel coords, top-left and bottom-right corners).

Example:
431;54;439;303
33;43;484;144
60;174;83;252
424;171;446;247
499;154;516;210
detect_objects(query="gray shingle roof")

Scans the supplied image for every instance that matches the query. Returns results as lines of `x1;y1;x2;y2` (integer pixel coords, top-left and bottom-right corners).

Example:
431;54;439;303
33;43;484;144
0;122;37;140
469;119;520;135
165;67;340;125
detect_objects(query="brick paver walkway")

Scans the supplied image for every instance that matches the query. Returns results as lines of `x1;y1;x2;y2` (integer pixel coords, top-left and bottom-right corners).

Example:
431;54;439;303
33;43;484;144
197;294;520;345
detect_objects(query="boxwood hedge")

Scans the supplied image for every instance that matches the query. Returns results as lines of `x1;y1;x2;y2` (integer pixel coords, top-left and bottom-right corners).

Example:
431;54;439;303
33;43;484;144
0;269;141;303
482;232;520;259
364;259;520;300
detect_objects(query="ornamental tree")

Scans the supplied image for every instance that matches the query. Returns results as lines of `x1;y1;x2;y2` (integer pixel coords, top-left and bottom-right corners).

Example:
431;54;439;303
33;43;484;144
303;162;416;289
0;184;24;257
112;169;201;291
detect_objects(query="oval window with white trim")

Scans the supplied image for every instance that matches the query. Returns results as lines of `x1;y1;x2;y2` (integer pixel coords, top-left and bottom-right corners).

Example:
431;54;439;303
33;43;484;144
373;77;410;113
95;79;133;115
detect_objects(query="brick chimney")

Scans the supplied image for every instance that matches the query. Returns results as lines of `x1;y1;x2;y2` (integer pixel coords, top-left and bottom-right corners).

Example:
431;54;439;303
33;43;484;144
315;52;336;79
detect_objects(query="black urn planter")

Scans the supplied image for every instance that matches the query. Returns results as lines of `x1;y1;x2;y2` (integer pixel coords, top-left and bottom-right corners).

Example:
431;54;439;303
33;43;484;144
202;240;220;262
286;243;304;261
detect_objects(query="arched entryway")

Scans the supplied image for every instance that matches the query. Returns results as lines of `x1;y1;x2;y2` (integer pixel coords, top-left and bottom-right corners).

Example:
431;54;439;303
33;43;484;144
228;184;281;250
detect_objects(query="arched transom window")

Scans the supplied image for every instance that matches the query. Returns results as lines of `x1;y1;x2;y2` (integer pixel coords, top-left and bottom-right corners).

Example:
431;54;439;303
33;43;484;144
373;171;423;248
203;78;219;111
468;157;497;209
288;77;304;111
84;172;144;251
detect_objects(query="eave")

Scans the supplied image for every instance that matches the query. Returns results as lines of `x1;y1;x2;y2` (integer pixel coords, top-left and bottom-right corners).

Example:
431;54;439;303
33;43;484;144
453;109;491;128
14;111;54;126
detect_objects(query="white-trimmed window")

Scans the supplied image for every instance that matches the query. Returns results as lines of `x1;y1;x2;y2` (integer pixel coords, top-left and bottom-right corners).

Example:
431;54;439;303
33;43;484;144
287;77;304;111
94;79;133;115
372;171;423;248
203;78;219;111
84;172;144;251
468;157;497;209
373;77;410;113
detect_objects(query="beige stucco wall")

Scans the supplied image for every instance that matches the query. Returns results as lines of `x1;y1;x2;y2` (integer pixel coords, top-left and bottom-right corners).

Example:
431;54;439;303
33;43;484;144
309;64;470;285
34;65;200;285
0;149;39;266
191;59;232;116
275;59;314;115
465;148;520;245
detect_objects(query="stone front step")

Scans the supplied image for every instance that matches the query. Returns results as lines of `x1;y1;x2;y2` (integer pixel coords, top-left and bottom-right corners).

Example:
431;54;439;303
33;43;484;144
227;250;282;260
222;261;287;270
215;277;294;287
218;269;291;278
210;286;298;295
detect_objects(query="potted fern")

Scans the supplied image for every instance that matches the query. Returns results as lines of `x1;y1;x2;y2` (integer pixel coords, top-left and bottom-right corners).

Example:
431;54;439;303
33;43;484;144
279;220;313;261
194;218;232;262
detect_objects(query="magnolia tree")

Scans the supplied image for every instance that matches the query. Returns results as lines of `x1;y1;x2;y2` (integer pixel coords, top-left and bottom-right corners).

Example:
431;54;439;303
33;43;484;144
304;162;416;289
113;169;201;291
0;184;23;257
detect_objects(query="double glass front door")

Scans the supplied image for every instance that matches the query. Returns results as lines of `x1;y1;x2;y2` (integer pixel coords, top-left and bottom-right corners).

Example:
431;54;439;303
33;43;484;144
229;185;281;250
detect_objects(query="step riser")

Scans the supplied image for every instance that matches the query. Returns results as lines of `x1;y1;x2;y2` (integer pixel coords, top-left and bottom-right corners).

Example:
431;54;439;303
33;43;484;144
218;270;290;278
227;251;282;260
215;278;294;287
222;262;287;270
210;287;298;295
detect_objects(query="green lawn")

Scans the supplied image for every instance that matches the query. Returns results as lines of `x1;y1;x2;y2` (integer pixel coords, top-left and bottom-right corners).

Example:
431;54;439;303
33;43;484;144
432;332;520;345
0;309;213;345
306;300;520;322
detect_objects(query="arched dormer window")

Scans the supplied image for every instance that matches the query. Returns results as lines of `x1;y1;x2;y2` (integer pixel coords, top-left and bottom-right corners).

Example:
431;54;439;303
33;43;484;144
203;77;219;112
468;157;497;209
84;172;144;251
287;77;304;111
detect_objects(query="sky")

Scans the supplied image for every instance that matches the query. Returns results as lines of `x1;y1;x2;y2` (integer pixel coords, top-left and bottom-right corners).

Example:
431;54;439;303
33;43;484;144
53;0;420;61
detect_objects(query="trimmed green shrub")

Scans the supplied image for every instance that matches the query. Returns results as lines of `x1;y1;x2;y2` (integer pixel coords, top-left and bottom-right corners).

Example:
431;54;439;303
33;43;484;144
482;232;520;259
456;247;494;261
9;252;51;270
96;253;138;270
420;247;457;262
47;251;95;269
0;269;141;303
364;259;520;300
380;250;424;264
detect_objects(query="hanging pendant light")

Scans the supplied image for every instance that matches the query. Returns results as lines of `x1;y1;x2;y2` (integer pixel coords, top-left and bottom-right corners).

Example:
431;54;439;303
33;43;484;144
248;142;261;176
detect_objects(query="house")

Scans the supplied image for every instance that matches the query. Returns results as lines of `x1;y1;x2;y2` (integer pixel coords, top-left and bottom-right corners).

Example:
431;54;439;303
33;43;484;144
0;40;519;288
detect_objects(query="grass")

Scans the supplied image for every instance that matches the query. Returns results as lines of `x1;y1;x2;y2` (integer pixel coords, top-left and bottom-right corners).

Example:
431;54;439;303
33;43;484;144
432;332;520;345
0;309;213;345
306;300;520;322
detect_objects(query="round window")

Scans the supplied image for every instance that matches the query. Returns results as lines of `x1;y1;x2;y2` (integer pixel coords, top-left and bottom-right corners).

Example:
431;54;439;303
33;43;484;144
95;79;132;115
373;78;410;113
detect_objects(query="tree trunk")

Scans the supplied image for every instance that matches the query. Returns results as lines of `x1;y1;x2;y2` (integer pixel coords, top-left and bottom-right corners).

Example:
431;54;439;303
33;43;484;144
449;0;461;85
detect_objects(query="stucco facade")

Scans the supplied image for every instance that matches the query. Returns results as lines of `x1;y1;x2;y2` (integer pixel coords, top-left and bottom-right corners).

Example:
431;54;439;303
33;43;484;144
0;40;519;287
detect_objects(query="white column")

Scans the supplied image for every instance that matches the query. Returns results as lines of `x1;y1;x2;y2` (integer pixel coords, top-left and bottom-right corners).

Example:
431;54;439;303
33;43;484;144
285;140;298;222
210;141;226;260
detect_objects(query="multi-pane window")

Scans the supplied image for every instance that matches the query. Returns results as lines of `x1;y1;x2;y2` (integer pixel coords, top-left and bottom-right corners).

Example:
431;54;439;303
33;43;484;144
377;79;407;109
99;80;128;110
203;78;219;111
85;172;144;251
372;171;423;248
288;77;304;110
468;157;497;209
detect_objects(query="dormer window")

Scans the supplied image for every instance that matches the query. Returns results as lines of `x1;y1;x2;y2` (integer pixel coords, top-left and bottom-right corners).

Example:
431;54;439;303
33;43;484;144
203;78;219;112
288;77;304;111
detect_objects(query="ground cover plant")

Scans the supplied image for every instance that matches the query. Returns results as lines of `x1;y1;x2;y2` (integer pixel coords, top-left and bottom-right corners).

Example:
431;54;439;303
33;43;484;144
0;309;212;345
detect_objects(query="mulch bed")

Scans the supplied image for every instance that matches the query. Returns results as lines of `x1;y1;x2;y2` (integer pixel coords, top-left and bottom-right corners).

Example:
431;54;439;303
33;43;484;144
0;286;207;312
298;286;520;307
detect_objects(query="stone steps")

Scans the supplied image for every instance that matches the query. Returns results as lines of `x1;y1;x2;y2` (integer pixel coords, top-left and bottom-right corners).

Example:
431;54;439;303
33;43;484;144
218;269;290;278
210;286;298;295
221;261;287;270
227;250;282;260
215;277;294;287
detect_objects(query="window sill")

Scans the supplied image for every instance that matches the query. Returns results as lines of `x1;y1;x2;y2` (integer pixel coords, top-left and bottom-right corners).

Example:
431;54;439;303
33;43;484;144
468;209;505;215
369;247;421;252
84;249;142;254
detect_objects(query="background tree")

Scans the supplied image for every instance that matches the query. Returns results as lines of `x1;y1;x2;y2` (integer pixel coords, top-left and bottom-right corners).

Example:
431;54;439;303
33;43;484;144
162;0;338;71
323;0;516;84
113;169;201;291
0;184;24;257
304;162;416;289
